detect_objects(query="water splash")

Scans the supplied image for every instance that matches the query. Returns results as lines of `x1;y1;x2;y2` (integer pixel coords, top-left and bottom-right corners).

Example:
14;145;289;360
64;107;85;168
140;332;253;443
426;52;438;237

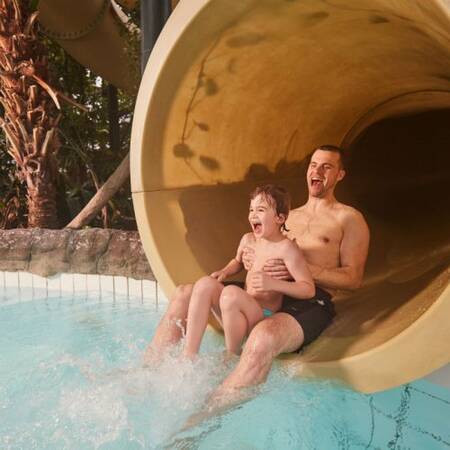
1;296;449;449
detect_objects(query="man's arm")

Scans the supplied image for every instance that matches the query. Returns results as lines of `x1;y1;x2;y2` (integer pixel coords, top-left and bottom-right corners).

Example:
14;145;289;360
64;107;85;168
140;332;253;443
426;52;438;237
310;210;369;290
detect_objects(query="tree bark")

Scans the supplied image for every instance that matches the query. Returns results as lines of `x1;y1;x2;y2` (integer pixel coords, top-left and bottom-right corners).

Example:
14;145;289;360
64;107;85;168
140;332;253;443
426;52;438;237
0;0;60;228
27;169;59;228
65;152;130;229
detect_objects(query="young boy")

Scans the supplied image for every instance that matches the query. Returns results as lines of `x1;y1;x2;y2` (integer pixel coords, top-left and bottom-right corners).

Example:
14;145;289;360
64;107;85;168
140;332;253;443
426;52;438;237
183;185;315;356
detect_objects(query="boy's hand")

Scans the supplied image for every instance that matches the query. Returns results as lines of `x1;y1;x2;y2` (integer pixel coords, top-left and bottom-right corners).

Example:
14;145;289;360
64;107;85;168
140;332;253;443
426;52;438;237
242;246;255;270
210;270;228;282
263;258;291;280
250;271;275;292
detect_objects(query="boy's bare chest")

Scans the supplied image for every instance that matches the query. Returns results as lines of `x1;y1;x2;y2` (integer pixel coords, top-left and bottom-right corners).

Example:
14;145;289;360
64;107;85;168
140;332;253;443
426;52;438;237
249;242;283;272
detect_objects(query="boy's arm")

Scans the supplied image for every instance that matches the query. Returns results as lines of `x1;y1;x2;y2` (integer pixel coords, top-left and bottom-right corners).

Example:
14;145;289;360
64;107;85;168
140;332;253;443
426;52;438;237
250;241;315;298
211;233;252;282
211;258;242;282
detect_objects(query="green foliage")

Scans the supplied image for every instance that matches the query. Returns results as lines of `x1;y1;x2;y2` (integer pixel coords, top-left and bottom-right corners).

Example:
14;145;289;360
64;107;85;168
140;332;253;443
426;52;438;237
29;0;40;12
0;31;139;229
50;38;138;229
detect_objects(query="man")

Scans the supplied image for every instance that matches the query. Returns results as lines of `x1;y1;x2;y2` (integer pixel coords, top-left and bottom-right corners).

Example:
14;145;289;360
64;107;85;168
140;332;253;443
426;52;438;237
145;145;370;398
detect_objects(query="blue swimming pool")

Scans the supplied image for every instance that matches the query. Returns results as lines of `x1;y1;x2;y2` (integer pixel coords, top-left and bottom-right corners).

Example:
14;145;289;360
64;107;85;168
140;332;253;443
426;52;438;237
1;289;449;449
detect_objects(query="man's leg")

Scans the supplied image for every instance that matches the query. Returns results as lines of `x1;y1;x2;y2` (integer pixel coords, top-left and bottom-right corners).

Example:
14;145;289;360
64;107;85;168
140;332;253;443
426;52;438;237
182;312;305;429
214;312;304;400
143;283;193;364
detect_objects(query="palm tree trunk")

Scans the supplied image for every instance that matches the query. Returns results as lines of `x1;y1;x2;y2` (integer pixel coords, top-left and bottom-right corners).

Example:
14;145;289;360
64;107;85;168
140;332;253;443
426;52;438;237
0;0;60;228
26;169;58;228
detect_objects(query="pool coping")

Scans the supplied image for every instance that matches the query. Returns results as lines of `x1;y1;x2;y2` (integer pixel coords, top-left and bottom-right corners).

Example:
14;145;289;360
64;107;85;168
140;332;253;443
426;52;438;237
0;270;169;304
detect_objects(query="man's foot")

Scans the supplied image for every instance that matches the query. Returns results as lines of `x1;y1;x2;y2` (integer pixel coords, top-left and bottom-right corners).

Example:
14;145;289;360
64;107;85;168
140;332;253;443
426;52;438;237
142;346;163;367
219;349;240;366
180;382;257;434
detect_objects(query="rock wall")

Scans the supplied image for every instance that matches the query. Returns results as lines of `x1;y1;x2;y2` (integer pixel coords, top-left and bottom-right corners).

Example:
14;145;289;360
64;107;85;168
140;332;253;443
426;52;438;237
0;228;154;280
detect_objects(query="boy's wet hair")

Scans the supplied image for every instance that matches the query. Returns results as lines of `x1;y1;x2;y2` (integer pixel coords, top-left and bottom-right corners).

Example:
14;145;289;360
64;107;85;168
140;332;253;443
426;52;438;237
250;184;291;224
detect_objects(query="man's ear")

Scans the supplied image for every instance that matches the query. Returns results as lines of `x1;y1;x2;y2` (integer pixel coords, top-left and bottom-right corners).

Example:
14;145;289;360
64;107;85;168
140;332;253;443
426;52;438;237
337;169;346;181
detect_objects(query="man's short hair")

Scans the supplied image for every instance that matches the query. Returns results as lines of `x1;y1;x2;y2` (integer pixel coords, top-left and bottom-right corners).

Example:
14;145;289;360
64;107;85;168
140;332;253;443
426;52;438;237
250;184;290;218
314;144;346;168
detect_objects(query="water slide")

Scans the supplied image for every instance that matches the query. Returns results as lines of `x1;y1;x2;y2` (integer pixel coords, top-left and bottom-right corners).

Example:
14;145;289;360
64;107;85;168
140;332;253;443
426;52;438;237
39;0;450;393
37;0;140;93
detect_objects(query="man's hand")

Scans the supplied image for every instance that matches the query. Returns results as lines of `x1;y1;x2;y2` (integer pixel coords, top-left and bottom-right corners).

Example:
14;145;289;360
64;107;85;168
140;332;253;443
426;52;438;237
210;269;228;282
242;246;255;271
263;258;292;280
249;271;275;292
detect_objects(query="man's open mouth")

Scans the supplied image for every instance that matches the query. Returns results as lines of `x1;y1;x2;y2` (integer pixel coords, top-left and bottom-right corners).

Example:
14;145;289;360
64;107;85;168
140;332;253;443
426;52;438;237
311;178;323;186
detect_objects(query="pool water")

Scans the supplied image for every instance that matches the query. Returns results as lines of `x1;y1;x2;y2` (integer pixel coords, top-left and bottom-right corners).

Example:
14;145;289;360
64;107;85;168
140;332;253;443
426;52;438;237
1;290;449;449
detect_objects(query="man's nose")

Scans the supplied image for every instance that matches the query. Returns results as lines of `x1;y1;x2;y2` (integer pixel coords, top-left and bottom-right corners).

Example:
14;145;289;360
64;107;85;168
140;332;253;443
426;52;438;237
315;166;325;175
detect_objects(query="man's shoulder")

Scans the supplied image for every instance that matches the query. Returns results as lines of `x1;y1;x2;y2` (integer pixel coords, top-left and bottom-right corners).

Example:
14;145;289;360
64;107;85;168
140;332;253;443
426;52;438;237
289;205;307;215
287;205;308;220
336;203;365;219
335;203;369;230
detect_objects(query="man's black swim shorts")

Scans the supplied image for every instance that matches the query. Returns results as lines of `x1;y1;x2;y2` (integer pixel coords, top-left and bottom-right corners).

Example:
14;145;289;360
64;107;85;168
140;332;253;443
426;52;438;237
222;281;336;350
279;286;335;351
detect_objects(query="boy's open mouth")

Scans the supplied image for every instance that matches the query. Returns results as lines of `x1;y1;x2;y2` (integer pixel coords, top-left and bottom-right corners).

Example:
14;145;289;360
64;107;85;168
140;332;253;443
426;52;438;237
311;177;323;187
252;222;262;233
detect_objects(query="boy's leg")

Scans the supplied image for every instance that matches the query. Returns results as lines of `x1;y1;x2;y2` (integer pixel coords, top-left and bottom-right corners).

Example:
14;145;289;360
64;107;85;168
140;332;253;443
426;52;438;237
219;285;264;354
144;283;193;364
183;276;224;357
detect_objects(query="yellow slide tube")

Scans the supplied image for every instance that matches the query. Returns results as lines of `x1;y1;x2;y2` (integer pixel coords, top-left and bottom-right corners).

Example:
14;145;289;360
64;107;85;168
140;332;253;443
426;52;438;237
82;0;450;393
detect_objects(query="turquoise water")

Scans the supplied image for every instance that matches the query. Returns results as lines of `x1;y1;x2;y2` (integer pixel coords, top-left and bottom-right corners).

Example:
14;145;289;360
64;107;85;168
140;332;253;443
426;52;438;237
1;289;449;449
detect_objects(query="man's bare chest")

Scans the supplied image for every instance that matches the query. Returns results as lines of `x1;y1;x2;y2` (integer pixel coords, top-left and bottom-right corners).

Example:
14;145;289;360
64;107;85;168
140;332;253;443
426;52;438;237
288;217;343;249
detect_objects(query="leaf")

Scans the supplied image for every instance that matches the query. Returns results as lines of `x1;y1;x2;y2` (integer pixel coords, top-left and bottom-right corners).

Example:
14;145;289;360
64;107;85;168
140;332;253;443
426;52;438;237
30;0;41;12
226;32;265;48
31;74;61;110
199;155;219;170
194;121;210;132
173;143;194;159
24;10;39;35
204;78;218;96
227;58;237;74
